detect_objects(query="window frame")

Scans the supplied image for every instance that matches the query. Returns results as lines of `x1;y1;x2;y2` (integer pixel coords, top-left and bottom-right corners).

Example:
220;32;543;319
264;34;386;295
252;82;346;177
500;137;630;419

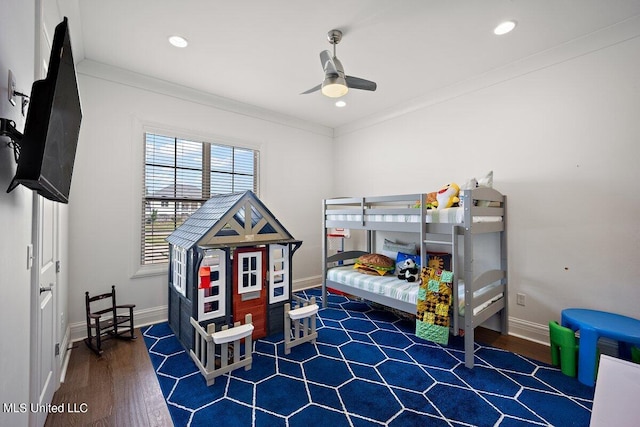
139;129;260;270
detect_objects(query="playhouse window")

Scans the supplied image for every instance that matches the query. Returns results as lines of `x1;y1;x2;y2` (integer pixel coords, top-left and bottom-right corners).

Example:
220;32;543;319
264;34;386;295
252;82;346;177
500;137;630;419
199;249;226;321
142;132;259;265
172;247;187;296
238;252;262;294
269;244;289;304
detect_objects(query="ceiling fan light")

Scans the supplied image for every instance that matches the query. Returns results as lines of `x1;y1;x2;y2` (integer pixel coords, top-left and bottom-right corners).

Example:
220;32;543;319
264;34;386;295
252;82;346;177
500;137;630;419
321;76;349;98
494;20;517;35
169;35;188;48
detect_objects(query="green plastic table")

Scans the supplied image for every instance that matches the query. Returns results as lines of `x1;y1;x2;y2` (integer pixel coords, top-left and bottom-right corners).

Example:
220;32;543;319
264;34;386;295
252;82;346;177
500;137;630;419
561;308;640;387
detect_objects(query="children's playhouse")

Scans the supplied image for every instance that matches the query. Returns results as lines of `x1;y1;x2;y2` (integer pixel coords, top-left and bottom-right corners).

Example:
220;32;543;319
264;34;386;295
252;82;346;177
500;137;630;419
166;190;302;351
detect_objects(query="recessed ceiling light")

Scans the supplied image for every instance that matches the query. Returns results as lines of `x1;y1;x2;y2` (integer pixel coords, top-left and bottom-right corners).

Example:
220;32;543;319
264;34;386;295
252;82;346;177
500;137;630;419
494;20;517;35
335;100;347;108
169;35;188;48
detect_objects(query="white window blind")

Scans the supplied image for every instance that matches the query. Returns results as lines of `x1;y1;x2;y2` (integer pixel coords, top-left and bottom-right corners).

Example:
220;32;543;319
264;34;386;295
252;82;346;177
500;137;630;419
142;133;258;265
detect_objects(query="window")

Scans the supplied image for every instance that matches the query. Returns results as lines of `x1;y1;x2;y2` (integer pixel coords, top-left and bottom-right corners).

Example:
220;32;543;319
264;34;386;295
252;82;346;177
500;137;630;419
142;133;258;265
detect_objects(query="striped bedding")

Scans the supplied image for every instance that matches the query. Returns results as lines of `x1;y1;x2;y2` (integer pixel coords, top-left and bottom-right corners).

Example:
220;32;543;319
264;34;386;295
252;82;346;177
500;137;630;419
327;266;502;315
326;207;500;224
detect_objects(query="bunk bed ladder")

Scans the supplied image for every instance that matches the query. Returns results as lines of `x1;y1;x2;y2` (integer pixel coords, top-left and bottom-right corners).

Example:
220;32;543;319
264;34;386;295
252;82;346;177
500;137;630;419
424;225;463;340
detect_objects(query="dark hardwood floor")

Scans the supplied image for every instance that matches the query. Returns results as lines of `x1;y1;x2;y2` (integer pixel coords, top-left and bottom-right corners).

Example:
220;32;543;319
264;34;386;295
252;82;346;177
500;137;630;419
44;329;172;427
45;326;550;427
475;327;551;365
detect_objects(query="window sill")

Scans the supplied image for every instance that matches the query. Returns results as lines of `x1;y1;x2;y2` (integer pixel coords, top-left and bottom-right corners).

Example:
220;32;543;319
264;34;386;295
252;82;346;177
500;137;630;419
132;263;168;279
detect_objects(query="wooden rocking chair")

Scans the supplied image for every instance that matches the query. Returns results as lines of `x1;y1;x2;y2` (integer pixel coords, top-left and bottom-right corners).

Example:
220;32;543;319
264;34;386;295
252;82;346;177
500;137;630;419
85;285;136;355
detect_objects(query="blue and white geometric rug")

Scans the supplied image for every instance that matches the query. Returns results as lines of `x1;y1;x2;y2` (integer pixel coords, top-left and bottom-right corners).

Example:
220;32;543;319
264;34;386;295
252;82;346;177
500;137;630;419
143;289;594;427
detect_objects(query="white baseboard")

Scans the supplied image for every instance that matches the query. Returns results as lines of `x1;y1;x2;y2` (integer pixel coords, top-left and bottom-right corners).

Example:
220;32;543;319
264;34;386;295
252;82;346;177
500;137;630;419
508;316;550;346
507;316;619;355
69;305;169;343
293;276;321;292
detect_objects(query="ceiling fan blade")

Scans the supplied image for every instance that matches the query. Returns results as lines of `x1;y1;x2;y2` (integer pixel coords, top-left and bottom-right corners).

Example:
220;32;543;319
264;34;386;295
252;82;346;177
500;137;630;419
300;84;322;95
346;75;377;91
320;50;337;75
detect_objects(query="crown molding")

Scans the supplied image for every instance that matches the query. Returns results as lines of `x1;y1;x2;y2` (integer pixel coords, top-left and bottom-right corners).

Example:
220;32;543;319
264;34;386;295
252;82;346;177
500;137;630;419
334;14;640;137
77;59;334;138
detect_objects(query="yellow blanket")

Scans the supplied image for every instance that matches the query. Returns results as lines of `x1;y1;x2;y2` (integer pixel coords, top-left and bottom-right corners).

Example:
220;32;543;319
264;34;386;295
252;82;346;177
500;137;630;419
415;267;453;345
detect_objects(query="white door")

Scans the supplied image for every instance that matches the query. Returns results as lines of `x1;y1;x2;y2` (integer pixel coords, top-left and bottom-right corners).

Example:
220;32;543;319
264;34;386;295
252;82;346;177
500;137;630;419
30;196;59;427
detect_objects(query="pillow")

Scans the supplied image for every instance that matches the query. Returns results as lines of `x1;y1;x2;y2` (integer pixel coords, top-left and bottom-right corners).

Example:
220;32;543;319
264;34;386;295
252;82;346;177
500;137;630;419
478;170;493;188
354;253;395;276
462;170;493;190
427;252;451;271
396;251;421;272
381;238;417;259
461;171;494;207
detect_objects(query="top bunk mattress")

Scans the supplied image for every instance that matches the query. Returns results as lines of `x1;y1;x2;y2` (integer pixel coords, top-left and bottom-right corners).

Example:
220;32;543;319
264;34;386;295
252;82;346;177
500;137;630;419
326;207;501;224
327;265;502;315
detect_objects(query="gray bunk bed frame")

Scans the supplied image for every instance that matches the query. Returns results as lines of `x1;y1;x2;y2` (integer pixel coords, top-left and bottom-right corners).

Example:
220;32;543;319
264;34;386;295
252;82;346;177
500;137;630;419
321;187;508;368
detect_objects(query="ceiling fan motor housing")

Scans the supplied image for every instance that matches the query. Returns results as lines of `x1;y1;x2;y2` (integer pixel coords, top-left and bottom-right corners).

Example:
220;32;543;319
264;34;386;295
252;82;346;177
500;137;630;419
327;29;343;45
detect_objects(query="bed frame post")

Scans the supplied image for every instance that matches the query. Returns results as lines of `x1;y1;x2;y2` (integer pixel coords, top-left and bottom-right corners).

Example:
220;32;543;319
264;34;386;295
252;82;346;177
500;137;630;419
451;225;461;335
463;192;475;369
322;198;328;308
500;195;509;335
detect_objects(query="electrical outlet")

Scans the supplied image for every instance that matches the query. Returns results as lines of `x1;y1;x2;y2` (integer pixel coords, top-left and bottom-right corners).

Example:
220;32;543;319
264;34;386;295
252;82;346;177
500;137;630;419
8;70;16;106
516;293;526;306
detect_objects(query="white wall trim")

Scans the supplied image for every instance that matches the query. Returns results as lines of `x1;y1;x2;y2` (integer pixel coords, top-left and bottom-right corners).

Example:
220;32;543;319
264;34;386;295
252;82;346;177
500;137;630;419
507;316;620;357
69;305;168;343
293;275;322;292
77;59;333;138
508;316;550;346
334;14;640;137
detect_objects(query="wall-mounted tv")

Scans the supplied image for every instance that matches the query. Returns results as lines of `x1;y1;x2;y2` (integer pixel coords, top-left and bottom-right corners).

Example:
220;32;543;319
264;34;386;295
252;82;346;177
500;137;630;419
6;17;82;203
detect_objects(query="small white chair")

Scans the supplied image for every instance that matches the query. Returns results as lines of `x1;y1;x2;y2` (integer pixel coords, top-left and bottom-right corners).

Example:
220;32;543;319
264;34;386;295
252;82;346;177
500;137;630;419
189;314;254;386
284;295;319;354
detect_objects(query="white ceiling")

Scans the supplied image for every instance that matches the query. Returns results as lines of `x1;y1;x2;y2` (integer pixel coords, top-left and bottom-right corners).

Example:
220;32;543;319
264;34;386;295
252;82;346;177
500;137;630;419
58;0;640;129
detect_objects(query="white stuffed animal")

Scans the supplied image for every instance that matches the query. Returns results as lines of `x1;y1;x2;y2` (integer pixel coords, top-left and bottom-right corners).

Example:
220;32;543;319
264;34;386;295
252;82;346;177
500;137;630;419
434;183;460;210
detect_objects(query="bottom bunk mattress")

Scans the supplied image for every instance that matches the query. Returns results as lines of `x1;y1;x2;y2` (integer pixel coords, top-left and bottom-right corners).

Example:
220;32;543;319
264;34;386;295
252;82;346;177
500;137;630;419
326;265;502;316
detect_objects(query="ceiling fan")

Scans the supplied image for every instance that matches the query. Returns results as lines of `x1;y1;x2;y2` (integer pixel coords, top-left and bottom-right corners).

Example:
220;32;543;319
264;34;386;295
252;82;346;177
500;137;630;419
301;29;377;98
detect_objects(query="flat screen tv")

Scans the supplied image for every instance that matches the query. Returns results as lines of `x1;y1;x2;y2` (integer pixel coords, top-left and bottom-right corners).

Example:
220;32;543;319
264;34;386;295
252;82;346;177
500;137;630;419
7;17;82;203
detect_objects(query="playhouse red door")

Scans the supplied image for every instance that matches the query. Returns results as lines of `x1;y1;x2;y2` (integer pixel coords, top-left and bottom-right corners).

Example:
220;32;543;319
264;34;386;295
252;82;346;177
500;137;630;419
233;247;267;339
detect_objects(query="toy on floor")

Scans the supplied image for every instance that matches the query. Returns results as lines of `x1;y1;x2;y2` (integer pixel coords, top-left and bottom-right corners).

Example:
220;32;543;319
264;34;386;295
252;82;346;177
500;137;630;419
548;320;578;377
397;258;420;282
434;182;460;210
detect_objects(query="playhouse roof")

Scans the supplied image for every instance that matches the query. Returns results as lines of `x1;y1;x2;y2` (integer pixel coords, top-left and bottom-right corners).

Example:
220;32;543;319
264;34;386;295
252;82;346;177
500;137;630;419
166;190;298;250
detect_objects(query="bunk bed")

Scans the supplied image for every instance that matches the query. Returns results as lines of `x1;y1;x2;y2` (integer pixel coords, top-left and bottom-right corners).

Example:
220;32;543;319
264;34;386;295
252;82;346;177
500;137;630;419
321;188;508;368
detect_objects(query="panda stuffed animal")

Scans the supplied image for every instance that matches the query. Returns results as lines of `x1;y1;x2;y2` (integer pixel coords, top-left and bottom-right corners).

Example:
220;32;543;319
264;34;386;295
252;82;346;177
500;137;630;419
397;258;420;282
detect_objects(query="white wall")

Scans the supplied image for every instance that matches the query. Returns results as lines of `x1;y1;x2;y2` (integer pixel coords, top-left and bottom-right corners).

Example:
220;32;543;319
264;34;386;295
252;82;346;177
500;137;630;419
0;1;35;425
333;21;640;342
66;62;333;336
